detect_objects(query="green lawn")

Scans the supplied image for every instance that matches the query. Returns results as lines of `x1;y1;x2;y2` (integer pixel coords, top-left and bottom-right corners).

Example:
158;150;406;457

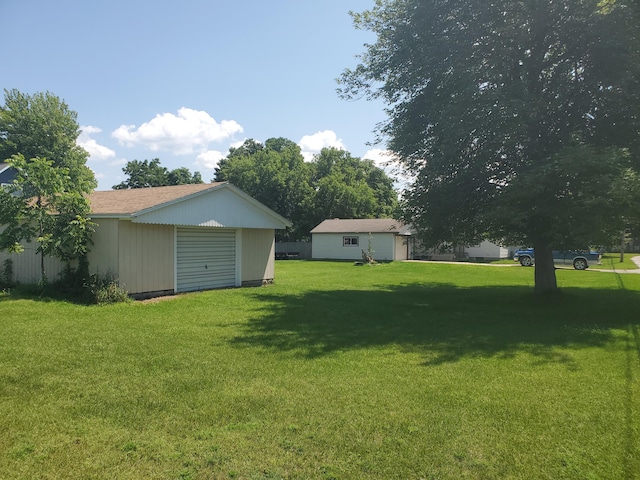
1;261;639;479
593;253;640;271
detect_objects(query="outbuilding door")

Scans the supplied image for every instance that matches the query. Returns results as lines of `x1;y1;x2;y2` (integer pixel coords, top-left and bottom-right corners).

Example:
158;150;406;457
176;227;236;292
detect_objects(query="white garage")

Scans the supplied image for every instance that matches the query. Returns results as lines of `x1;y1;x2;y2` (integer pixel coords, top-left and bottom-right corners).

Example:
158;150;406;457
311;218;412;261
1;182;292;298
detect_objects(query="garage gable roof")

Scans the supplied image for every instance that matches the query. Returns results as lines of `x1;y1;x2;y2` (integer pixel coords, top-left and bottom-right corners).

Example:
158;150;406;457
311;218;411;235
90;183;218;215
89;183;292;229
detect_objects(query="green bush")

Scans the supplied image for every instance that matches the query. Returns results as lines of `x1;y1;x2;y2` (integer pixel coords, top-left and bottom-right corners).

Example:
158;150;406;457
86;272;130;305
56;257;90;298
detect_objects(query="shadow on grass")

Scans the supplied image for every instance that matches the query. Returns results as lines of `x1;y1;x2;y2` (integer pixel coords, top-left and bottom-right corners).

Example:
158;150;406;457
231;283;640;366
0;286;88;304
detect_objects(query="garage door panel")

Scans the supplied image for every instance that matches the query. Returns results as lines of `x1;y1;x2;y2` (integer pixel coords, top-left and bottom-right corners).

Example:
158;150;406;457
177;228;236;292
178;251;235;259
177;255;234;264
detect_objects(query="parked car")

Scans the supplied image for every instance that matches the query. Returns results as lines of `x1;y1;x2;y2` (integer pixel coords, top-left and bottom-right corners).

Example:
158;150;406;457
513;248;601;270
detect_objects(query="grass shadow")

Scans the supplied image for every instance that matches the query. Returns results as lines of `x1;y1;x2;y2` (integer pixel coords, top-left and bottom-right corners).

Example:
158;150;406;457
0;286;89;304
231;283;639;366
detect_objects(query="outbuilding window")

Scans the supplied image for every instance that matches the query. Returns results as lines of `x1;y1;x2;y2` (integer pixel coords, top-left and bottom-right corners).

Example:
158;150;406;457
343;236;359;247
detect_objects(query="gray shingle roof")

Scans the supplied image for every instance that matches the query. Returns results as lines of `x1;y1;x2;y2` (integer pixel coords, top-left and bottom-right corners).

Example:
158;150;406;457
311;218;411;235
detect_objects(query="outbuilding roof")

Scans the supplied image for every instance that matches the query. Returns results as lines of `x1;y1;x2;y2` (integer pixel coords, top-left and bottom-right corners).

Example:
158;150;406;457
88;182;292;229
89;183;224;215
311;218;412;235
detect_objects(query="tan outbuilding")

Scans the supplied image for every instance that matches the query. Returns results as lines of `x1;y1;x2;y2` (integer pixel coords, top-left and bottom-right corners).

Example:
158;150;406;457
2;183;291;298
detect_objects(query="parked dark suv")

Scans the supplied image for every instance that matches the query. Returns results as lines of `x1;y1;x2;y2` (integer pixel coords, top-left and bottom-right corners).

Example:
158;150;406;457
513;248;601;270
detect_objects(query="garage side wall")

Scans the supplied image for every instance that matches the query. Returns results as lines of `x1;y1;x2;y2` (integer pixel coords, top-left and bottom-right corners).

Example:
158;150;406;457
0;243;67;285
464;240;510;260
118;221;174;295
87;218;119;277
0;218;121;285
241;228;275;286
395;235;409;260
312;232;396;261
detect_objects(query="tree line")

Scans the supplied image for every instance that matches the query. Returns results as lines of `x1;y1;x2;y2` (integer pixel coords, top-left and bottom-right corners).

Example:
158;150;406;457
113;158;203;189
113;138;398;241
213;138;398;241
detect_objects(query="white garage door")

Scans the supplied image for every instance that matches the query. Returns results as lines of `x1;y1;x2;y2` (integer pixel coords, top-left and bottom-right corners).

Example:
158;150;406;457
176;227;236;292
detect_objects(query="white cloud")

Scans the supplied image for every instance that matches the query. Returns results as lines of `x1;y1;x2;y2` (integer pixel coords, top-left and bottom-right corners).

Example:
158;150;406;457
112;108;243;155
195;150;225;170
82;125;102;135
82;139;117;160
230;139;250;150
364;148;410;192
363;148;397;169
298;130;346;162
78;126;116;161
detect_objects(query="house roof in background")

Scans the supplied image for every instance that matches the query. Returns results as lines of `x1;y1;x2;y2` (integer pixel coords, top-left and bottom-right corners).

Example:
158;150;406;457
89;183;224;215
0;163;17;184
311;218;412;235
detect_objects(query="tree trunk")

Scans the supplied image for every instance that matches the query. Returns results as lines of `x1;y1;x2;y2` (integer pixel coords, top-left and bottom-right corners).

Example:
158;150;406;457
533;243;558;294
620;230;625;263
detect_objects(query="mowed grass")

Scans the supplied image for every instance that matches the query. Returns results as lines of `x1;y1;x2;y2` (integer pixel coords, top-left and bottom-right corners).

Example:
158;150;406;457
1;261;639;479
594;253;640;271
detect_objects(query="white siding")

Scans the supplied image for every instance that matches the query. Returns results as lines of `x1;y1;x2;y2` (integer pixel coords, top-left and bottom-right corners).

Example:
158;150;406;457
119;221;174;295
465;240;510;259
242;229;275;285
176;227;236;292
134;187;288;229
395;235;409;260
312;232;397;261
87;218;119;277
0;244;67;285
0;219;121;286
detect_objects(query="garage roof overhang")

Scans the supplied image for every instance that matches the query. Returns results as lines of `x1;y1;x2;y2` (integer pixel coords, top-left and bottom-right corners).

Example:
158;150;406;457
89;183;292;229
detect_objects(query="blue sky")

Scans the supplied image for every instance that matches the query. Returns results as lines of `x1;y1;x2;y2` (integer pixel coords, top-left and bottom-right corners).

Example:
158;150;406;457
1;0;397;190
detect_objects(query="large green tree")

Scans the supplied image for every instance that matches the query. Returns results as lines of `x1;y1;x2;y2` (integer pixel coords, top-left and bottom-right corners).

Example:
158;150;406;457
339;0;640;293
312;147;397;222
214;139;398;241
113;158;203;189
0;89;96;282
215;138;315;241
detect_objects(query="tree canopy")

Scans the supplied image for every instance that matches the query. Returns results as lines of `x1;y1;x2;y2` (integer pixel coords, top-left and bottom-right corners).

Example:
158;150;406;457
214;138;398;241
0;89;96;282
113;158;203;189
0;89;96;191
339;0;640;293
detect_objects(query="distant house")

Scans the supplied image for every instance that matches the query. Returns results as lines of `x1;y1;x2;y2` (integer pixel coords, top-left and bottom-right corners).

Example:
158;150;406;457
411;239;516;262
311;218;412;261
0;182;291;298
463;240;513;261
0;163;17;186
